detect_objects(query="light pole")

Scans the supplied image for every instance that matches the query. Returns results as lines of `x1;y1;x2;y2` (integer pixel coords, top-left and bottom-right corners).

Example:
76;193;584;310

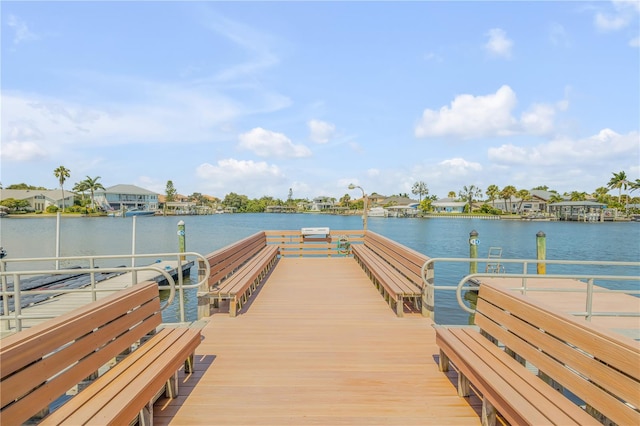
348;183;368;230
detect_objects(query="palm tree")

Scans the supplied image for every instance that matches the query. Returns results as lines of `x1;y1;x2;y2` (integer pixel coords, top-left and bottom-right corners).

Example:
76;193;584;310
485;184;499;208
53;166;71;211
499;185;517;213
458;185;482;213
515;189;531;213
83;176;105;210
72;180;89;206
569;191;587;201
629;179;640;193
593;187;610;204
607;171;628;205
447;191;456;199
411;181;429;203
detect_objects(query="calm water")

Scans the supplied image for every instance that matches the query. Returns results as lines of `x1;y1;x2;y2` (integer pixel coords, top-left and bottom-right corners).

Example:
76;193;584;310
1;214;639;324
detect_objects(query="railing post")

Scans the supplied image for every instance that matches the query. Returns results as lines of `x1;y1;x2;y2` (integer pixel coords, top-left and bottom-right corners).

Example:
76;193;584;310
469;230;479;275
1;260;8;331
131;216;137;285
14;274;22;332
586;278;594;321
89;257;97;302
536;231;546;275
422;262;435;319
55;212;61;270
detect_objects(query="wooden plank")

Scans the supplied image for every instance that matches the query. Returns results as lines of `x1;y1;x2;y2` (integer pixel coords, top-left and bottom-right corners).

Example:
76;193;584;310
153;257;483;425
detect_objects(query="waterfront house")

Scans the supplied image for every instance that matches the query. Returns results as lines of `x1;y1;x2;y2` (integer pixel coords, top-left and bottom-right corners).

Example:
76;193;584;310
432;198;467;213
94;184;159;212
549;200;607;221
0;189;75;212
309;196;335;212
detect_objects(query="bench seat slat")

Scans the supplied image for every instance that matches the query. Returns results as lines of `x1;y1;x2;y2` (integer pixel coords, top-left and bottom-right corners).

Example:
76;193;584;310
352;245;419;296
42;327;200;425
479;284;640;380
476;297;640;411
1;305;160;410
0;282;201;426
436;327;577;425
435;282;640;426
475;290;640;426
0;284;159;376
459;328;601;425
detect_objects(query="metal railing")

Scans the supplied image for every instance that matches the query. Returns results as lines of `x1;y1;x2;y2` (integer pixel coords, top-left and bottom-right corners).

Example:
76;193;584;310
421;257;640;321
1;252;210;332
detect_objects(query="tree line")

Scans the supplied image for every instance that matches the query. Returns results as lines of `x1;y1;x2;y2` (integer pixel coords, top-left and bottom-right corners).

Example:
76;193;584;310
1;167;639;215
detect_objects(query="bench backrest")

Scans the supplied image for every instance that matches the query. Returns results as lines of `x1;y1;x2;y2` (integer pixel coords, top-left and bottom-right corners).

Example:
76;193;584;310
363;231;429;288
475;284;640;426
203;232;268;286
0;282;162;426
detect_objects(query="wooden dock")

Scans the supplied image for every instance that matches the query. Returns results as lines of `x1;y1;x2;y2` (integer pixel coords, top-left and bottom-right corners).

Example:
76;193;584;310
153;257;484;425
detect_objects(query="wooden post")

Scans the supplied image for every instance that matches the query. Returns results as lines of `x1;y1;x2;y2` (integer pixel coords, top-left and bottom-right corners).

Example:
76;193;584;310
469;230;479;275
536;231;546;274
178;220;186;261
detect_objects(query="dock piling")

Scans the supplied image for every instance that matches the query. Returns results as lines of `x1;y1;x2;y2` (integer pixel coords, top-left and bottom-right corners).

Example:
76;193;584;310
469;230;479;274
536;231;546;274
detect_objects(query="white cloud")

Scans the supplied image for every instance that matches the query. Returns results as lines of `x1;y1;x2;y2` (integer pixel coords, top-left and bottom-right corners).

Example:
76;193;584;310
195;158;286;196
238;127;312;158
438;158;483;174
7;15;38;45
488;129;639;166
415;85;518;139
415;86;569;139
0;141;48;161
629;36;640;47
484;28;513;59
520;103;557;135
308;119;336;144
594;0;639;36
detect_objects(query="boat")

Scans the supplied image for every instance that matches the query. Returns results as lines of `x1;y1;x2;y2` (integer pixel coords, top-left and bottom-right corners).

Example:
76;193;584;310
110;208;156;217
367;206;389;217
0;247;6;259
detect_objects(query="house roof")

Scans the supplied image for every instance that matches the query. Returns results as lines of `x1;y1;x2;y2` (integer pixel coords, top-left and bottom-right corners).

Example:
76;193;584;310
0;189;75;202
98;184;159;195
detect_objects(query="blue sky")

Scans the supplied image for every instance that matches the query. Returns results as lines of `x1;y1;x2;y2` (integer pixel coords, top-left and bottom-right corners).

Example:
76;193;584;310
2;1;639;200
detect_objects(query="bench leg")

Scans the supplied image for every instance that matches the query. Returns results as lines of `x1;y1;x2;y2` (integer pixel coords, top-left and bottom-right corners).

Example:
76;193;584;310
458;372;471;397
197;294;211;319
139;402;153;426
185;352;195;373
166;370;179;398
230;297;238;317
438;349;450;372
396;297;404;317
481;397;496;426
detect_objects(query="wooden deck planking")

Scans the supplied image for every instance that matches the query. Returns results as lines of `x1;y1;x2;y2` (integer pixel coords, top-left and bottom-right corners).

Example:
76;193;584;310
154;257;483;425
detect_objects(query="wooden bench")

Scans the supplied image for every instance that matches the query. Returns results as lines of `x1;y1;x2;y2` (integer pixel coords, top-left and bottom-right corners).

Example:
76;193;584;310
0;281;201;426
435;283;640;426
199;231;279;317
351;230;429;317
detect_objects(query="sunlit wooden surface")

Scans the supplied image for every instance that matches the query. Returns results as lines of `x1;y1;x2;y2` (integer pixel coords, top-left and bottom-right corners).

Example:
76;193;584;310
154;257;482;425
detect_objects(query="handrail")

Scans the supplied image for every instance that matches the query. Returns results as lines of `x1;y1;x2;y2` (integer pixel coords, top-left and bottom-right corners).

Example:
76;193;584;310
454;273;640;319
420;257;640;322
0;251;210;331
